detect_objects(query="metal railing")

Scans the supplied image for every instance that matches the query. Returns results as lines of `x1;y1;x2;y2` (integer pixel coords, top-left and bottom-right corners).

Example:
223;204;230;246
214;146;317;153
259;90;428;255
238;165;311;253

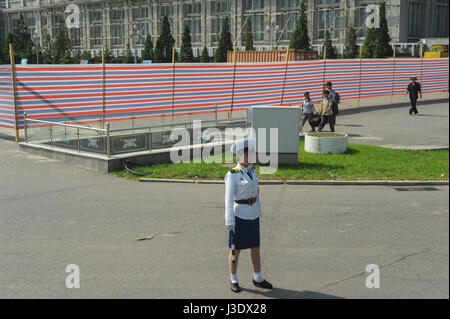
23;111;246;158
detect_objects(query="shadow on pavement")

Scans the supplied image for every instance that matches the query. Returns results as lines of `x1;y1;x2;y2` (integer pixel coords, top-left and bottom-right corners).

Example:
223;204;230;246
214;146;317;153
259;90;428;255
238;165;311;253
0;132;22;142
335;124;364;127
415;114;449;118
340;98;449;116
240;287;345;299
346;133;363;137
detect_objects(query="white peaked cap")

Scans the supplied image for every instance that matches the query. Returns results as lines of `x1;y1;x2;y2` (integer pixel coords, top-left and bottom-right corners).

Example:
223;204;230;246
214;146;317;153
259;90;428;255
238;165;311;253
230;137;256;154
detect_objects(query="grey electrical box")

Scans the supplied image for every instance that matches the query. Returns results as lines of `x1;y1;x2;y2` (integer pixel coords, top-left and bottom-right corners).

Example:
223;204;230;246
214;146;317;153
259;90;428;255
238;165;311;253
246;106;301;165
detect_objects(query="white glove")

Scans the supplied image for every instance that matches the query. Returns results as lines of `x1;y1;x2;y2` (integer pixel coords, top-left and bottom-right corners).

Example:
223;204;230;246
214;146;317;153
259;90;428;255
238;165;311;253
226;224;235;233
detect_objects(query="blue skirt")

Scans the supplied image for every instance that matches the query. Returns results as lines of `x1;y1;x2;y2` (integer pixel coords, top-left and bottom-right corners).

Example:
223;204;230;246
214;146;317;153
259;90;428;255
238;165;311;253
228;216;260;250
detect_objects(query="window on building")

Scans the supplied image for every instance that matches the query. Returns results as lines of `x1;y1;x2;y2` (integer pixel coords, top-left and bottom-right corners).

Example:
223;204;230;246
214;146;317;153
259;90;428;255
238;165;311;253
316;7;343;39
159;5;173;33
89;9;103;47
161;5;173;18
280;0;300;9
278;0;300;41
355;6;368;37
214;1;231;14
316;0;341;5
70;27;82;47
183;2;201;15
211;15;230;43
90;25;102;47
133;5;151;39
183;3;202;43
434;4;449;37
111;8;125;46
244;0;265;13
408;2;422;38
184;18;202;43
279;11;298;41
52;14;64;39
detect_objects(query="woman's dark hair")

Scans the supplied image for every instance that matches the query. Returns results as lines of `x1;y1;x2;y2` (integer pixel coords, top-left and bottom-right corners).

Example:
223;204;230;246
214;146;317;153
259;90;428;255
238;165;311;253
323;90;329;94
304;92;310;96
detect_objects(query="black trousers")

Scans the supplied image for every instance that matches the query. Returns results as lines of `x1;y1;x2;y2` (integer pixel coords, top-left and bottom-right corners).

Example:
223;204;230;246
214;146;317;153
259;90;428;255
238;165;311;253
318;115;335;132
410;98;418;114
302;113;316;131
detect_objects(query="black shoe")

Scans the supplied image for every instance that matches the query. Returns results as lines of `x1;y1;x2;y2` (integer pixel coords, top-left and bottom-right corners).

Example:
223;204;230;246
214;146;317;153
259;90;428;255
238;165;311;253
252;279;273;290
230;282;242;293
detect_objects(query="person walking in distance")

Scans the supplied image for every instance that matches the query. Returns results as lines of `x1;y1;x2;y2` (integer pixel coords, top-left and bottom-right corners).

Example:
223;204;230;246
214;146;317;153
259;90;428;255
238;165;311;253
224;138;273;293
301;92;318;132
405;76;422;115
318;90;335;132
324;81;340;125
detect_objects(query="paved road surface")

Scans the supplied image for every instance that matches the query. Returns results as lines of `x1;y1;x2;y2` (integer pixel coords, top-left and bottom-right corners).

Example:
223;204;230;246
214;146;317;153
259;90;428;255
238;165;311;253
0;137;448;298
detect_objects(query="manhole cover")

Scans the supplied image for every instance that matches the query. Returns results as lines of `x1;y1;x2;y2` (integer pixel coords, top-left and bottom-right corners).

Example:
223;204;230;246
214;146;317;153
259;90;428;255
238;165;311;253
394;187;440;192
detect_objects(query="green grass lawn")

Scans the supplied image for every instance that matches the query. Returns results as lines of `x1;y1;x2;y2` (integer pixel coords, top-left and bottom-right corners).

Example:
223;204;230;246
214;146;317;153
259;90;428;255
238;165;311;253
112;141;449;181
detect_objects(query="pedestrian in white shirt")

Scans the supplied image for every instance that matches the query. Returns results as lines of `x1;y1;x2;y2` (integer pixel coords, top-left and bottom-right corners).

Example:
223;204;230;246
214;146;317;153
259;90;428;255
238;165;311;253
224;137;273;293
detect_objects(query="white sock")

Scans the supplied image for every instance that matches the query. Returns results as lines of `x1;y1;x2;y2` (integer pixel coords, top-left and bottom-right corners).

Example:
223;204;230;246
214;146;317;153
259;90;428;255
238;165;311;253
253;272;264;283
230;274;238;283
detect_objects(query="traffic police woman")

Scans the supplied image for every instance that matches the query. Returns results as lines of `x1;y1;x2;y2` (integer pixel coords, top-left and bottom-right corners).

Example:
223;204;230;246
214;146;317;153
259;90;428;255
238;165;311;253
224;138;273;293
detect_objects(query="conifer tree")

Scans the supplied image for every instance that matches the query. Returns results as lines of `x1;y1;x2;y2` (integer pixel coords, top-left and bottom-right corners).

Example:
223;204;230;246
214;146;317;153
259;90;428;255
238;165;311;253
154;15;175;63
377;1;393;57
290;0;310;50
178;24;194;62
244;19;255;51
52;23;71;64
142;34;154;61
200;46;210;62
343;25;358;59
322;30;336;59
214;16;233;62
124;43;134;63
362;27;377;58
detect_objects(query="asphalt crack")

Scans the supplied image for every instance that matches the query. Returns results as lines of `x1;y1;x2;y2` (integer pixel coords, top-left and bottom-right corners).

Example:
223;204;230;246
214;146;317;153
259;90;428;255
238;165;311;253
318;248;432;291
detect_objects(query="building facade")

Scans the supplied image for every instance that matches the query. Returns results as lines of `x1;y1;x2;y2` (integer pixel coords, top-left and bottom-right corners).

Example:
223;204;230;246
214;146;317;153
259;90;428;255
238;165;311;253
0;0;448;58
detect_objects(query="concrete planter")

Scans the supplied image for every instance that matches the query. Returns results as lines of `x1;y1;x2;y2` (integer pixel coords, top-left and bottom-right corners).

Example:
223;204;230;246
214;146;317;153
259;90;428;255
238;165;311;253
304;133;348;154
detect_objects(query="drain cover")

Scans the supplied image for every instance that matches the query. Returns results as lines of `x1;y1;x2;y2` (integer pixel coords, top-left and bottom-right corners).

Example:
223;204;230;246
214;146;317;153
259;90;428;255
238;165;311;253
394;187;440;192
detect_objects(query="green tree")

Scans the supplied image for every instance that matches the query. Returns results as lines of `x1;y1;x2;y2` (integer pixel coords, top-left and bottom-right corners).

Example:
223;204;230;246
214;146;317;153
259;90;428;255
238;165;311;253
72;50;92;64
377;1;392;57
124;43;135;63
214;16;233;62
142;34;154;61
103;48;114;63
322;30;336;59
41;35;54;64
244;19;255;51
290;0;310;50
154;15;175;63
343;25;358;59
362;2;392;58
2;32;14;64
362;27;377;58
0;39;5;64
61;50;72;64
178;24;194;62
12;14;34;63
200;46;210;62
52;23;71;64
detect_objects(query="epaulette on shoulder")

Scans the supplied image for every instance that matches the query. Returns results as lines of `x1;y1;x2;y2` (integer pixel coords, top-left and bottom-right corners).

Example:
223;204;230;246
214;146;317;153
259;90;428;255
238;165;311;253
230;168;240;174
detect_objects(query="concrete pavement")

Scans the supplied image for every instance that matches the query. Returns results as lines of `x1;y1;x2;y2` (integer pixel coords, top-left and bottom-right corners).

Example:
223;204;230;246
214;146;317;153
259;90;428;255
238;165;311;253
0;137;448;298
